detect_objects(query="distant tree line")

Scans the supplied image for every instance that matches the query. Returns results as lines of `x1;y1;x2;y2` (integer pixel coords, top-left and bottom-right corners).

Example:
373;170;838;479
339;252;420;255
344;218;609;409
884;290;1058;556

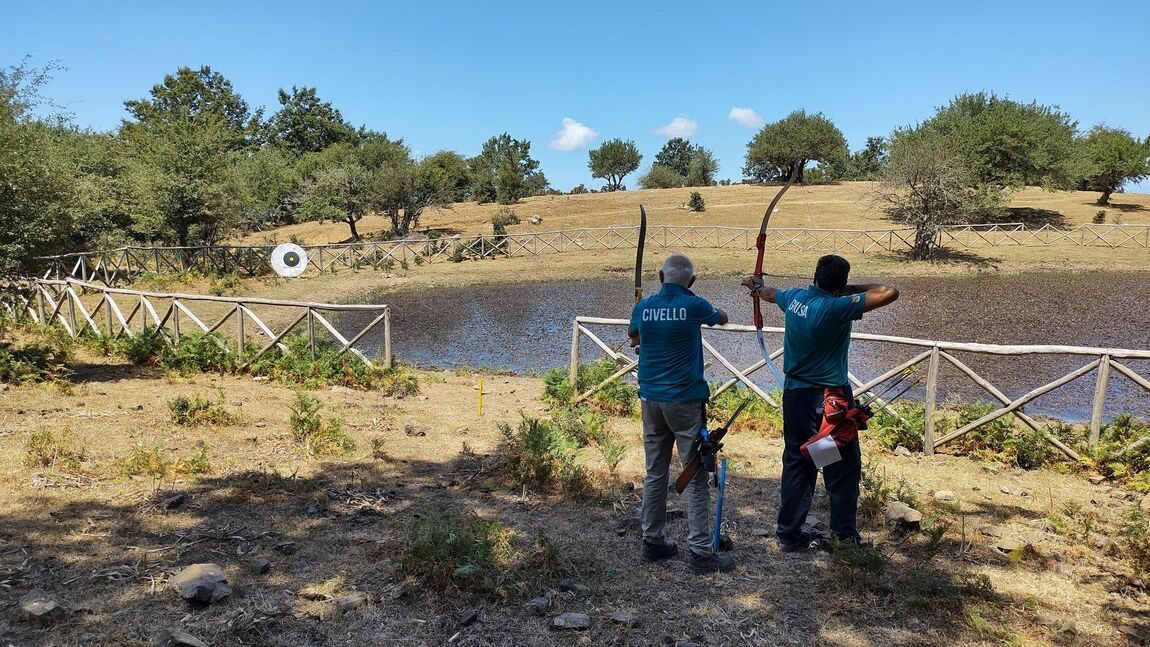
741;97;1149;259
0;60;552;273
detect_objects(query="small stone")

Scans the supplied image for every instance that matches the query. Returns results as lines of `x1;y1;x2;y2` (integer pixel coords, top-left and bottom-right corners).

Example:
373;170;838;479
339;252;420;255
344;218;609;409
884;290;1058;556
610;611;637;627
884;501;922;530
386;579;418;600
558;578;590;595
335;592;368;612
551;612;591;630
1036;611;1059;627
154;629;210;647
933;490;955;502
1057;621;1077;634
526;597;549;615
403;418;428;437
229;399;243;407
458;609;479;626
330;385;354;394
255;421;266;428
20;591;65;627
894;446;913;457
169;563;231;604
994;537;1024;553
1000;485;1027;497
750;527;772;537
162;493;187;510
1090;534;1119;555
1140;495;1150;513
1088;474;1106;484
306;502;320;515
529;215;543;225
251;558;271;575
253;376;269;382
274;541;297;555
978;525;1004;538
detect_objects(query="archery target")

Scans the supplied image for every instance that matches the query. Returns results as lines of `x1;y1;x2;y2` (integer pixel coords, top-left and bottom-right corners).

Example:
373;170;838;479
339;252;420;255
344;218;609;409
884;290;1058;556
271;243;308;278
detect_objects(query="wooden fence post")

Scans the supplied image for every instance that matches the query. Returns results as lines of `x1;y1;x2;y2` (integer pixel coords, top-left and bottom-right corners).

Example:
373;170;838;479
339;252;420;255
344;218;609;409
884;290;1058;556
307;308;316;359
569;320;581;396
923;346;940;454
1090;354;1111;447
383;308;393;369
104;293;112;336
66;290;77;337
236;303;245;358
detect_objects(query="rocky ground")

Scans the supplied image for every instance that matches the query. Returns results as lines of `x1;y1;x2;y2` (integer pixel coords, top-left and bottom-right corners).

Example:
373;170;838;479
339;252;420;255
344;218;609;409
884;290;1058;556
1;349;1149;646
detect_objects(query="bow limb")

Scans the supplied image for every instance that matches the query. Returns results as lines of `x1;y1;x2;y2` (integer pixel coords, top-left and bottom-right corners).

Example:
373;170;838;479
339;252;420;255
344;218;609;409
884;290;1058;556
752;173;799;390
634;205;647;304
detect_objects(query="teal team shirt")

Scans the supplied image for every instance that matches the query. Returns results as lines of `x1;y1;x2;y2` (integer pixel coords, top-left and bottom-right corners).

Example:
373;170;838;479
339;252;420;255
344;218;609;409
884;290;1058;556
628;283;722;403
775;285;866;389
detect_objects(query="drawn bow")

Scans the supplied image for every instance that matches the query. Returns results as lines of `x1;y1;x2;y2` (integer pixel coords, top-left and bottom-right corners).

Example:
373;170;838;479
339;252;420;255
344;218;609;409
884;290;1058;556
634;205;647;304
752;174;799;389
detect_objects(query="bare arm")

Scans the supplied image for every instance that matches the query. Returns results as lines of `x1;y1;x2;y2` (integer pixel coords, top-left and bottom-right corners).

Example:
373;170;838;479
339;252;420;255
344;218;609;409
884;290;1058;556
741;276;779;303
840;283;900;312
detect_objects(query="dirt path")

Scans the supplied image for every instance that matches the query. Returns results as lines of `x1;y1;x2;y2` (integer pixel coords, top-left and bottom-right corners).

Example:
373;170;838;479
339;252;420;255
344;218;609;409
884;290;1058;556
1;349;1147;646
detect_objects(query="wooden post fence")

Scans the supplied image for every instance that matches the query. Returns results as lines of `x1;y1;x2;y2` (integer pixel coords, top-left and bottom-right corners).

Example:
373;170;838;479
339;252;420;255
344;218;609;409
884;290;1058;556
569;316;1150;459
2;278;393;369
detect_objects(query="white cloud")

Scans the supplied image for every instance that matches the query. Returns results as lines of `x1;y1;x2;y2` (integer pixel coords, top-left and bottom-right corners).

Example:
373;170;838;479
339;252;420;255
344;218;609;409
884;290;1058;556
655;114;698;137
549;117;598;151
728;106;764;128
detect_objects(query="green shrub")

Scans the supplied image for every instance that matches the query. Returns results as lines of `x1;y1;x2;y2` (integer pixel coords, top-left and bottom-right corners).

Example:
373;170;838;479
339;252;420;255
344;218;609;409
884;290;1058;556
498;414;589;495
1122;506;1150;579
168;393;235;426
208;273;243;296
859;458;918;519
110;327;170;366
869;403;927;452
1047;500;1099;543
24;429;87;470
119;443;174;480
830;539;888;592
708;385;781;435
542;358;637;416
549;406;627;474
160;333;234;374
0;337;72;384
1093;210;1107;224
289;391;355;458
687;191;705;212
491;208;520;236
1090;413;1150;491
402;505;560;597
247;335;419;393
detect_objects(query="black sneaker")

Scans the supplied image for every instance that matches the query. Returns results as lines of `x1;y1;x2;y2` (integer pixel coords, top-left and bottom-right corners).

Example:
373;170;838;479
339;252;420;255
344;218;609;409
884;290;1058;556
688;551;736;574
641;539;679;562
778;532;814;553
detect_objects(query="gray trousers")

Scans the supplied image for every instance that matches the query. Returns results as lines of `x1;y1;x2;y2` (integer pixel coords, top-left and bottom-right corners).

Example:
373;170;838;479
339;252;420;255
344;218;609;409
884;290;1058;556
640;399;712;556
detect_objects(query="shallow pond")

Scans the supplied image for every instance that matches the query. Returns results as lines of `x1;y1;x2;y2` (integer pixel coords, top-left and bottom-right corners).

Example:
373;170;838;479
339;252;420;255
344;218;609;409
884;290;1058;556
345;272;1150;422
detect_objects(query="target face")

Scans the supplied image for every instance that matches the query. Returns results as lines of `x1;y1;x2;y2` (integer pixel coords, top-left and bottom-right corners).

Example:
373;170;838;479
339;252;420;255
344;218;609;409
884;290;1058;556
271;243;309;278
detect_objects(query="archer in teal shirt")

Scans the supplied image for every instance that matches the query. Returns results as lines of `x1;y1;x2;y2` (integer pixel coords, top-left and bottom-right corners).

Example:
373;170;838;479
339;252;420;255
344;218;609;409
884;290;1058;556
773;285;865;389
629;283;724;402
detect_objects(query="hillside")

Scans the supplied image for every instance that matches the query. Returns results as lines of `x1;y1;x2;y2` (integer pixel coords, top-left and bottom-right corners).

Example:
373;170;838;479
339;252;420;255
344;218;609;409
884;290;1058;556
234;182;1150;246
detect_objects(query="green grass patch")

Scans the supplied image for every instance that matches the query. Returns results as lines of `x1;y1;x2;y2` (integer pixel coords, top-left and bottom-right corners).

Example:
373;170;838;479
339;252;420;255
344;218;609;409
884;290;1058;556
289;391;355;458
168;392;236;426
401;505;562;598
708;384;782;435
542;358;637;416
24;429;87;471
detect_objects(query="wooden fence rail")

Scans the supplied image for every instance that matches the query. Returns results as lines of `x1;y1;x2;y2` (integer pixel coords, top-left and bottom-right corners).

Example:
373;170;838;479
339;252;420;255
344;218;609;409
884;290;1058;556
35;223;1150;286
570;316;1150;459
1;278;392;368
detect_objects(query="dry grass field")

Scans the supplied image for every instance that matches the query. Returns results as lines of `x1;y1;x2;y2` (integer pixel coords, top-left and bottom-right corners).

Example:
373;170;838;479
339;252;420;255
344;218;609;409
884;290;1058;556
1;342;1148;646
233;182;1150;245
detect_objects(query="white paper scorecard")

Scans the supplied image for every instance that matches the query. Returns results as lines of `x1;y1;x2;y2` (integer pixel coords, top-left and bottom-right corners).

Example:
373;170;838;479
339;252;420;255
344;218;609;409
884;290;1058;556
270;243;308;278
805;435;843;469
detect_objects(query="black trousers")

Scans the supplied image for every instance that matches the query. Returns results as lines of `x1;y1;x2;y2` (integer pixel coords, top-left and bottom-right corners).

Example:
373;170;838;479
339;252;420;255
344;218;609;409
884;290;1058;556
776;385;862;544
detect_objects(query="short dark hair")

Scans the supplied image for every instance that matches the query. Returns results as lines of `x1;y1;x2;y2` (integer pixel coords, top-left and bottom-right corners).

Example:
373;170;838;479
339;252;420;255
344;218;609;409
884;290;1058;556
814;255;850;292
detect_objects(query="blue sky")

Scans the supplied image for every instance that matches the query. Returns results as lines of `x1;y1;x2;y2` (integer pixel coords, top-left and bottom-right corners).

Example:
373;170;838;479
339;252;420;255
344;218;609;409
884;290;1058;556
6;0;1149;192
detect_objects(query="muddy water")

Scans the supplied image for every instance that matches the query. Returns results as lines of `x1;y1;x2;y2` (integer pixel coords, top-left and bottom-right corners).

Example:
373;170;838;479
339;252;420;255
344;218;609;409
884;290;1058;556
347;273;1150;421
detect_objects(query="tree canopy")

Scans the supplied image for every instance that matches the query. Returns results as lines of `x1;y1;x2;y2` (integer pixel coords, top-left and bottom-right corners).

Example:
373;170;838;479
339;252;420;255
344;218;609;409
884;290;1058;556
1078;126;1150;205
266;86;357;156
743;110;847;183
914;92;1079;190
588;139;641;191
468;133;548;204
